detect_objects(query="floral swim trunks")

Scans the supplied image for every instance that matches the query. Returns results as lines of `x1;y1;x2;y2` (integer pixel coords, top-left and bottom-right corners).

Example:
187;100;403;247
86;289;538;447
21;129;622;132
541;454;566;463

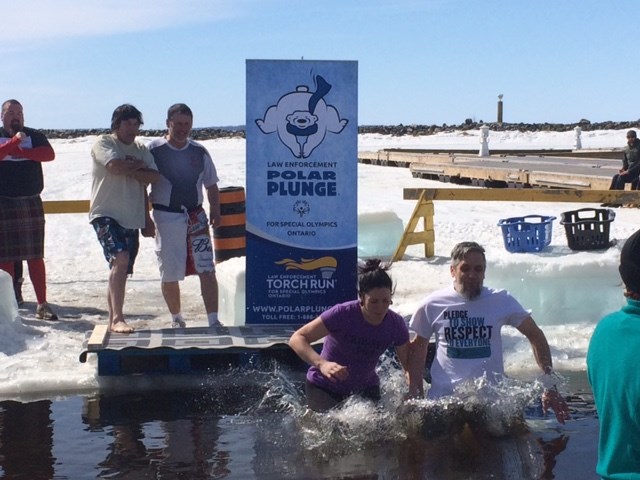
91;216;139;275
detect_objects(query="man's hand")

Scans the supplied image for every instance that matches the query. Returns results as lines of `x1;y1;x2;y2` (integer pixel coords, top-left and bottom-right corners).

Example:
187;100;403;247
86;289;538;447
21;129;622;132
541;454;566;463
209;209;222;227
542;387;571;424
106;157;146;176
124;157;145;173
0;133;24;160
141;215;155;238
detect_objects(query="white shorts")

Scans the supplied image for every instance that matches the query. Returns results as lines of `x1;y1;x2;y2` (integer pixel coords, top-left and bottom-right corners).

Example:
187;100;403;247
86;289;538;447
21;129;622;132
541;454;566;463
153;208;215;282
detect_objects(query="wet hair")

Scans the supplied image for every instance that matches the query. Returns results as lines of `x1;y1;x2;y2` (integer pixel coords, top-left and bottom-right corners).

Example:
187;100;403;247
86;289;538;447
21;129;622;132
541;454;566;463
110;104;144;131
450;241;486;267
167;103;193;120
357;259;394;296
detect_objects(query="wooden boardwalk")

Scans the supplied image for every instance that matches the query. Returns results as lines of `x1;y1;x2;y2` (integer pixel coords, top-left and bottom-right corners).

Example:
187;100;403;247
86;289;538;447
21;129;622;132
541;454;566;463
359;150;623;190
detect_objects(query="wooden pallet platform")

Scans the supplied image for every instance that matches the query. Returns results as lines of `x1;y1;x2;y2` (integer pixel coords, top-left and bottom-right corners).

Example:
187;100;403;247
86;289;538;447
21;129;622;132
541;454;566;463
79;324;314;376
408;155;617;190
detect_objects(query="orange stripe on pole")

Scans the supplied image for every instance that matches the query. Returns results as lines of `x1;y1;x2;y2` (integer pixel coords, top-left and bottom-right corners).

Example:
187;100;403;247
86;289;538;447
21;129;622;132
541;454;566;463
218;213;246;227
220;190;246;204
214;237;246;249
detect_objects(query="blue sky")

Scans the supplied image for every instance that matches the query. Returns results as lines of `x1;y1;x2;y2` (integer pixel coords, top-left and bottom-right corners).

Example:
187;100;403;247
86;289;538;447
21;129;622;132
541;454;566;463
3;0;636;129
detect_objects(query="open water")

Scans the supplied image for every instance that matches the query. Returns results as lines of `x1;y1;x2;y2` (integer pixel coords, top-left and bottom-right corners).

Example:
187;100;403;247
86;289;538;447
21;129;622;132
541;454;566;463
0;359;599;480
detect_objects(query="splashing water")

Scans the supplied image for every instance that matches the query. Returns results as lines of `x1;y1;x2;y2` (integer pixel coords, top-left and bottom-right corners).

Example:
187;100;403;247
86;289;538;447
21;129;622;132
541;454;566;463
246;353;553;462
34;356;580;479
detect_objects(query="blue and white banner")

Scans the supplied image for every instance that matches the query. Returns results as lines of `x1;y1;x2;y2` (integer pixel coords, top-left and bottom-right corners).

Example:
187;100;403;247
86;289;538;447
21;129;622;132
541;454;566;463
245;59;358;325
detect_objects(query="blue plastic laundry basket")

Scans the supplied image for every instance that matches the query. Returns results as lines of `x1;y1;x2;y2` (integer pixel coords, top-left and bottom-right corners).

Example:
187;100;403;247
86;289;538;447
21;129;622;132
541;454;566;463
497;215;556;253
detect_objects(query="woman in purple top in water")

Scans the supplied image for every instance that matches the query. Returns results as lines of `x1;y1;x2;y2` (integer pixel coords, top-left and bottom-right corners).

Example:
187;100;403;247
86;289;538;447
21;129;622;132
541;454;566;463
289;259;410;412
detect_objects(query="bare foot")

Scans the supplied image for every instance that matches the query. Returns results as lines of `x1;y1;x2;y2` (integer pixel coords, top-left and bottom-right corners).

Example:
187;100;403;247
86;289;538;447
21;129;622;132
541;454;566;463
110;321;134;334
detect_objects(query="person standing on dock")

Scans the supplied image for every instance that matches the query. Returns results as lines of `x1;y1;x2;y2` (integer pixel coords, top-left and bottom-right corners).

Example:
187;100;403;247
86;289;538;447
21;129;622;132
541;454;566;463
289;259;410;412
587;229;640;479
89;104;160;333
603;129;640;207
148;103;222;329
406;241;570;424
0;99;58;320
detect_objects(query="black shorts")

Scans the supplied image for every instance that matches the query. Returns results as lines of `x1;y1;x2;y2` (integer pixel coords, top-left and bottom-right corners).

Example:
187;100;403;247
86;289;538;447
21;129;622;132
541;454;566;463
305;379;381;412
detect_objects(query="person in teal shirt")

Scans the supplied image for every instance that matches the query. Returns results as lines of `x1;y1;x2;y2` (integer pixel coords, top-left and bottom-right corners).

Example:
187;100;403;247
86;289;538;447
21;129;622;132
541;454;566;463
587;229;640;479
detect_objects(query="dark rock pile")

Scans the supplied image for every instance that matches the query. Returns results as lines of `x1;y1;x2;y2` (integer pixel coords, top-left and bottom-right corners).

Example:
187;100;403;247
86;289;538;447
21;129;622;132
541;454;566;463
40;119;640;140
40;126;245;140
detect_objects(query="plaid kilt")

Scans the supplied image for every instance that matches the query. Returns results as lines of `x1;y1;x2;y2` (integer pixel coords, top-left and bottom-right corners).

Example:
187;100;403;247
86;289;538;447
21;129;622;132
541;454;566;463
0;195;45;262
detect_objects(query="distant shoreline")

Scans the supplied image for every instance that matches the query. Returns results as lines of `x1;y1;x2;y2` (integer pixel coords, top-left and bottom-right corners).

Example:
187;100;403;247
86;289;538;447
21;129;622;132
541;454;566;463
40;120;640;140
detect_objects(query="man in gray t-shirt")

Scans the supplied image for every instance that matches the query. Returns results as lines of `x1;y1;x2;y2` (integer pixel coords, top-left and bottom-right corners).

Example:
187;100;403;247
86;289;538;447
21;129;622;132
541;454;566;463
148;103;221;329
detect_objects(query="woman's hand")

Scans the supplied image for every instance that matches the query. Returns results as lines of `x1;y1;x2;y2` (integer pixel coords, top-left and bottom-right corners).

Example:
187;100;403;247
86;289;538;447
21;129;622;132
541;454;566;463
319;361;348;382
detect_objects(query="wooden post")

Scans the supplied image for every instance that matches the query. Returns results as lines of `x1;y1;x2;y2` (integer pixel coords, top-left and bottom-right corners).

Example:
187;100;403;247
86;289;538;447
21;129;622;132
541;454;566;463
392;190;435;261
43;200;90;214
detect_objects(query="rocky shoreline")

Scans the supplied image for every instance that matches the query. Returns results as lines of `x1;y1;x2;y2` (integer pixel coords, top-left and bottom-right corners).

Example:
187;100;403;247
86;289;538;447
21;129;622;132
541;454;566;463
40;119;640;140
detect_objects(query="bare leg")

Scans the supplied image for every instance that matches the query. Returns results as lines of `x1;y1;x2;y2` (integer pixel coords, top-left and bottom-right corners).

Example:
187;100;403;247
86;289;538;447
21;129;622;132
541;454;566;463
161;281;181;315
199;271;219;314
108;251;133;333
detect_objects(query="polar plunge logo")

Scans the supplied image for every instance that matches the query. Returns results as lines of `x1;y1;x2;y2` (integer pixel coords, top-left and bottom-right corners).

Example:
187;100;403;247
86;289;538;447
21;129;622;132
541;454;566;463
275;256;337;279
255;75;348;158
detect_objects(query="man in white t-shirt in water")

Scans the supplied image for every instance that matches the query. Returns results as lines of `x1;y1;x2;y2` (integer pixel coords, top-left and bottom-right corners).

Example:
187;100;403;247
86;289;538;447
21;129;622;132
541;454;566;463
148;104;222;328
407;241;570;424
